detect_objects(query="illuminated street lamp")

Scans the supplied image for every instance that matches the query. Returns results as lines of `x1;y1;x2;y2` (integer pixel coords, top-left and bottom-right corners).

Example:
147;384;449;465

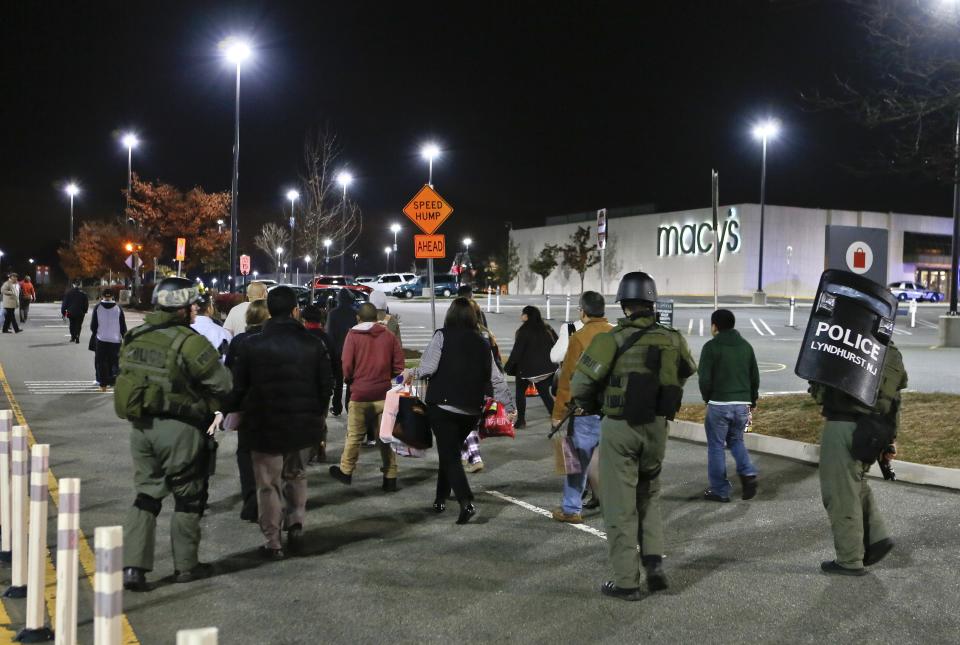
286;188;299;264
337;171;353;274
751;118;780;301
420;143;440;187
390;223;402;271
384;246;392;272
64;182;80;245
220;36;253;291
323;238;332;271
276;246;283;278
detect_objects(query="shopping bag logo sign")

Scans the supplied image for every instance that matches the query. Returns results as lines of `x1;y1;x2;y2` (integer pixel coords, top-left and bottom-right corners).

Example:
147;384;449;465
845;241;873;275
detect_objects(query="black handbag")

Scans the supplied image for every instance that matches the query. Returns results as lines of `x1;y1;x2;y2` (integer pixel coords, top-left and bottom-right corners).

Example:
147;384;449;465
393;395;432;450
88;335;97;352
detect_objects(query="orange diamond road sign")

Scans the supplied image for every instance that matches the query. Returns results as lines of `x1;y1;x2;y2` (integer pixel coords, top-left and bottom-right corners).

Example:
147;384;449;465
403;184;453;235
414;234;446;259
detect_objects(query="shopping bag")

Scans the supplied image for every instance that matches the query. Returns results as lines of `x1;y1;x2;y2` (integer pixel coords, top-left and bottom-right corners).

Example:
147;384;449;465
393;395;432;449
561;436;582;474
391;441;426;458
525;382;539;397
480;398;515;439
379;386;404;443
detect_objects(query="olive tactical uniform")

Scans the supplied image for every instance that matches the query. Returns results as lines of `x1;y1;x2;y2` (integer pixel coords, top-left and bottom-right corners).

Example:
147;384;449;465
572;274;696;594
810;341;907;572
115;279;232;587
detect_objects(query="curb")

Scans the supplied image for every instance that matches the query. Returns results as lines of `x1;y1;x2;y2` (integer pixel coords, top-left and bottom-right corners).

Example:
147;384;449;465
669;419;960;491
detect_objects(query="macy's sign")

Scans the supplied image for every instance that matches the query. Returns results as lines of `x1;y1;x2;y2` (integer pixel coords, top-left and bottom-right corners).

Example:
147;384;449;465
656;208;742;261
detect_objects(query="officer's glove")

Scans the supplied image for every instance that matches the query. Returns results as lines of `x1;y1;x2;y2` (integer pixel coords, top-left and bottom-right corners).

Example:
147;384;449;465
207;411;224;436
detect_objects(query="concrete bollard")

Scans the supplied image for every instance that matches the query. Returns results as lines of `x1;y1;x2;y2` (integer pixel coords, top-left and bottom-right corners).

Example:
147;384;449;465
486;288;491;313
18;444;54;642
495;288;501;314
909;299;917;328
94;526;123;645
4;424;28;597
55;479;80;645
176;628;218;645
788;297;796;328
0;410;12;563
545;294;551;320
564;294;570;322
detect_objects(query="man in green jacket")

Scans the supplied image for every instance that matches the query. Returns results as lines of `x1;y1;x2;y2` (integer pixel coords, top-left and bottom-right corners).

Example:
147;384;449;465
697;309;760;502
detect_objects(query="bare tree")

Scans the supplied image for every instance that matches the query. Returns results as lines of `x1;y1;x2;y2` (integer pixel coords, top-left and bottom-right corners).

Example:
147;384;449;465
300;130;363;275
254;222;290;273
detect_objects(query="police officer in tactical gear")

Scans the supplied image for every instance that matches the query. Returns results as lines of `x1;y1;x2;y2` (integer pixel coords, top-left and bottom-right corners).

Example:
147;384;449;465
810;341;907;576
572;272;696;600
115;277;232;591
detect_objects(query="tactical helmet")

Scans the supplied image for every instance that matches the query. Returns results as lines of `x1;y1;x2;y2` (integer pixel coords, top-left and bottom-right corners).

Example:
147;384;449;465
152;277;201;311
615;271;658;303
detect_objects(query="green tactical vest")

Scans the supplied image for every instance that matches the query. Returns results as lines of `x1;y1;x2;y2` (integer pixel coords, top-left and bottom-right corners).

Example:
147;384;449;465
114;316;213;422
810;342;907;419
602;321;689;418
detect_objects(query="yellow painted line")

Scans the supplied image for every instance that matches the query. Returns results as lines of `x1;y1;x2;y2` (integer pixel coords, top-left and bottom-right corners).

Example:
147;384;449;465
0;363;140;644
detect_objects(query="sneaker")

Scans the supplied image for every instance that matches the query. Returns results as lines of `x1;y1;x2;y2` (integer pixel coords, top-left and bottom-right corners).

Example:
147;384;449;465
382;477;399;492
863;538;894;566
122;567;149;592
329;465;352;485
820;560;867;576
465;461;485;473
362;439;377;447
551;508;583;524
703;489;730;503
599;581;642;601
173;563;213;584
259;546;285;561
456;503;478;525
739;474;758;500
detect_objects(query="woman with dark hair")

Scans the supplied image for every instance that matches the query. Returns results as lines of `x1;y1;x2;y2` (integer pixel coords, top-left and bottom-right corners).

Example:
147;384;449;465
405;297;515;524
504;305;558;429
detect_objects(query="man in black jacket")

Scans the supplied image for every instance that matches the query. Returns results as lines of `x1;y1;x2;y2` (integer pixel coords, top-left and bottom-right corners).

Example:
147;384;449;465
61;281;89;343
228;287;333;559
325;288;358;416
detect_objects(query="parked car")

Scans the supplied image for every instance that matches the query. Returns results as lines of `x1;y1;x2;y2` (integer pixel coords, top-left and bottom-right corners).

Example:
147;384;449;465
310;275;373;294
888;281;926;302
267;284;312;309
370;273;418;293
355;276;377;286
391;273;459;298
241;279;277;293
922;286;945;302
311;287;369;310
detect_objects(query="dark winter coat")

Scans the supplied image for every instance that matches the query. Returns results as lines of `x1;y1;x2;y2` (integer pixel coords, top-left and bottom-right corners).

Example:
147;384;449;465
230;317;333;454
504;323;558;378
697;329;760;405
325;288;358;357
61;288;89;318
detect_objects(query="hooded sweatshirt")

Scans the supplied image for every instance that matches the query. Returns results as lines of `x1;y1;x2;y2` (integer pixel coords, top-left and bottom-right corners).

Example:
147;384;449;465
341;322;404;402
326;288;358;356
90;300;127;343
697;328;760;405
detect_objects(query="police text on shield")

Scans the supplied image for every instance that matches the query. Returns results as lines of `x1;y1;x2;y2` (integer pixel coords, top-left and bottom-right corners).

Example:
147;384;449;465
809;322;880;376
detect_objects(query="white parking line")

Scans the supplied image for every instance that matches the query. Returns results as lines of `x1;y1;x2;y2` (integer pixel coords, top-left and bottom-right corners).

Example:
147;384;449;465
917;320;939;330
750;319;765;336
698;319;704;337
485;490;607;540
687;319;693;335
892;327;913;336
759;319;776;336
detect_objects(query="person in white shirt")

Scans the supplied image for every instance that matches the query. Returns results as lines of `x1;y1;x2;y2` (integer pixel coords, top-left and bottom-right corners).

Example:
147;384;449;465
223;282;268;337
192;296;233;362
549;319;583;364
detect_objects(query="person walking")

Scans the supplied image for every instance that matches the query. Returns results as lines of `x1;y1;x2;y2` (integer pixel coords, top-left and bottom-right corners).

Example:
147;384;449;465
810;342;907;576
572;272;696;600
90;289;127;391
405;297;515;524
18;276;35;323
227;287;333;559
1;273;22;334
224;300;270;522
223;281;268;337
116;277;233;591
61;281;89;343
301;304;338;464
329;303;403;491
697;309;760;503
192;295;233;362
551;291;612;524
457;283;488;327
325;288;358;416
504;305;557;429
371;289;403;347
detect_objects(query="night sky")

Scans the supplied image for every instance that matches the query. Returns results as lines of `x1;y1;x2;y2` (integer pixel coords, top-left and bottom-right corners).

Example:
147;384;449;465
1;1;952;278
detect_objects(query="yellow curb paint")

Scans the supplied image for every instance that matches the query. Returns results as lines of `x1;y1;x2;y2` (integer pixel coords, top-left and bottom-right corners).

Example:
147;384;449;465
0;363;140;644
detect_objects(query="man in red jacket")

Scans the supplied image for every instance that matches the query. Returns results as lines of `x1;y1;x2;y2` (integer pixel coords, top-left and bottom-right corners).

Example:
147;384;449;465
330;303;404;491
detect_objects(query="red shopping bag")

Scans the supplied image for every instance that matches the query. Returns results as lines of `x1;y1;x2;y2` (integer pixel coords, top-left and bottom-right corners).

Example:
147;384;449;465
480;398;515;439
524;382;539;397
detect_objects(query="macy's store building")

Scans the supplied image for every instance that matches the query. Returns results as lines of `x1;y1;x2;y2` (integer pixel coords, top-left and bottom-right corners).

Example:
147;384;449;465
509;204;955;299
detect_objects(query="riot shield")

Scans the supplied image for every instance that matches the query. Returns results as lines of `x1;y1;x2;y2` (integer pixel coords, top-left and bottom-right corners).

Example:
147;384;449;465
795;270;898;407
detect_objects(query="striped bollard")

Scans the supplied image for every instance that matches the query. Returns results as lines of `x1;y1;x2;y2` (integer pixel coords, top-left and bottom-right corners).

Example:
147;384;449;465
3;424;28;597
18;444;54;641
564;294;570;323
94;526;123;645
545;294;551;320
486;288;491;313
0;410;12;563
176;627;218;645
495;288;501;314
55;479;80;645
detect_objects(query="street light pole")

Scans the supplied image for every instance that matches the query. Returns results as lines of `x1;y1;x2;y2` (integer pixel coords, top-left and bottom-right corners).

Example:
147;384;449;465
336;172;353;275
122;133;140;299
65;183;79;245
384;247;392;273
951;110;960;316
752;119;779;304
420;143;440;329
286;189;299;272
390;223;401;272
221;37;251;292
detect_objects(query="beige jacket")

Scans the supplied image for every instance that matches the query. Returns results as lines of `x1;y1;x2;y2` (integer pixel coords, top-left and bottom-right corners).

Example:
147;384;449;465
1;281;19;309
551;317;612;421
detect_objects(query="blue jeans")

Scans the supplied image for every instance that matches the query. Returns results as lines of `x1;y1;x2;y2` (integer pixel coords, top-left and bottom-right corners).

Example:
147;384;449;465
705;404;757;498
560;415;601;514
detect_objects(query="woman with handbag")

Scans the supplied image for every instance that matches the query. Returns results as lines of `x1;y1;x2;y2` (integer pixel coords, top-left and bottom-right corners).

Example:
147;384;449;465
503;305;558;429
405;297;515;524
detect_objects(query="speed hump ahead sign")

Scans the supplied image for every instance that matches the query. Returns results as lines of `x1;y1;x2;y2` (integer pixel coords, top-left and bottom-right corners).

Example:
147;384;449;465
403;184;453;235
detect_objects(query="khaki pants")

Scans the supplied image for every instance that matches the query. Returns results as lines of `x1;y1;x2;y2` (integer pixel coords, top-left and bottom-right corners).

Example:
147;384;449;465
339;400;397;479
599;416;668;589
252;448;313;550
819;420;889;569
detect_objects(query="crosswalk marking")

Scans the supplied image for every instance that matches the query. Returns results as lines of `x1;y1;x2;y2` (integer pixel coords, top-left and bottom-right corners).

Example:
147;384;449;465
24;381;109;395
916;319;939;330
750;318;765;336
892;327;912;336
759;319;776;336
687;319;693;335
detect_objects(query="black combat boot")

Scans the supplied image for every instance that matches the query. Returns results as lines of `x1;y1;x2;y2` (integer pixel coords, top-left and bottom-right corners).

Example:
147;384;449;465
123;567;149;592
643;556;668;592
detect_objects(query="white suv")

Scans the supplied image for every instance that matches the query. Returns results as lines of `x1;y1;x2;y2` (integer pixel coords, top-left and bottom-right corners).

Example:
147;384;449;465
371;273;418;292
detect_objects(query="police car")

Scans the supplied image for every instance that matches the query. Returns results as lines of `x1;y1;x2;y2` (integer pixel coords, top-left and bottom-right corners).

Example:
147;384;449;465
888;281;926;302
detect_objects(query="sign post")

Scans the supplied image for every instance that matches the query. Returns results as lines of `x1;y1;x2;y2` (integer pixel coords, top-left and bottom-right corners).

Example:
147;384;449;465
176;237;186;278
239;254;250;290
597;208;607;296
404;185;454;330
711;170;719;311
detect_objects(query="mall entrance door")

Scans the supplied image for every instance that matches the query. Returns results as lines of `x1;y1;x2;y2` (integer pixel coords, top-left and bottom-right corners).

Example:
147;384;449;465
916;267;952;300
